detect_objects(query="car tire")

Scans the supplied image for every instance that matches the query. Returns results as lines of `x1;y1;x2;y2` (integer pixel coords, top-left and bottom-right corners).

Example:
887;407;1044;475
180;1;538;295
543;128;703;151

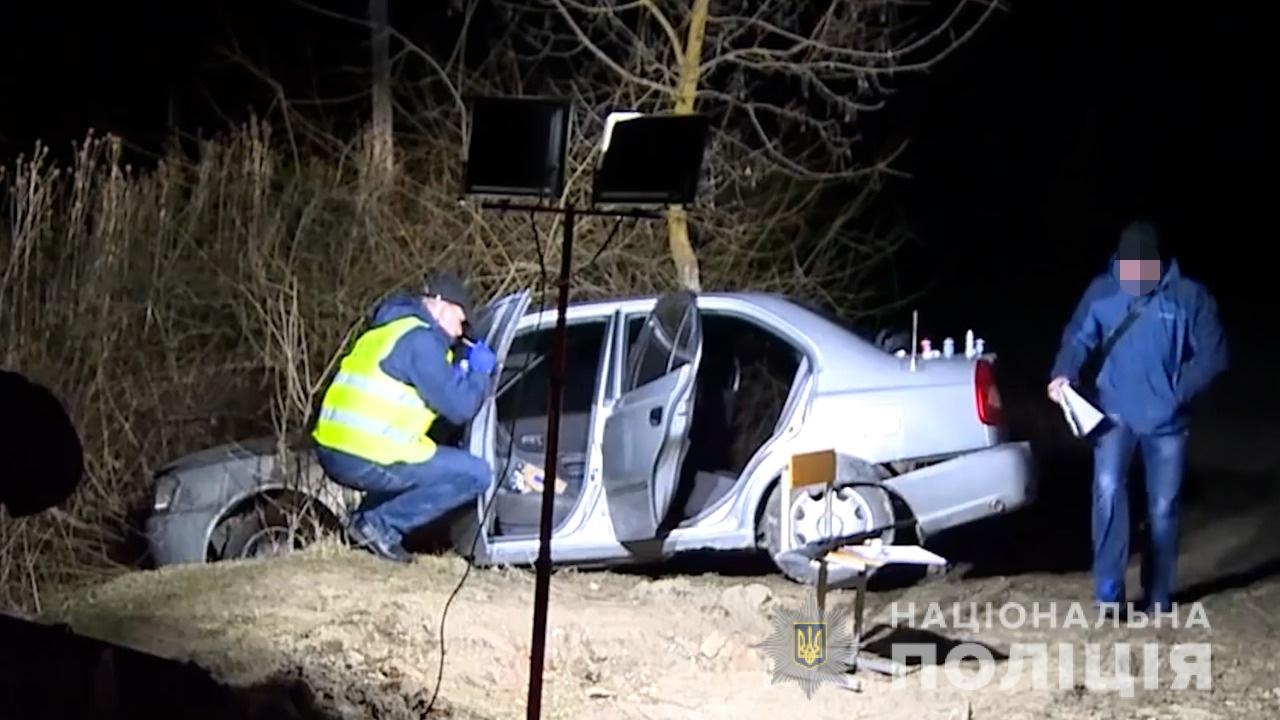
208;495;332;562
758;455;897;585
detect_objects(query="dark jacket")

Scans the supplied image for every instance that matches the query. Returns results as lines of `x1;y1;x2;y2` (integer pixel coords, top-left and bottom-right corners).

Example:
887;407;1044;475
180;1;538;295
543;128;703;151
370;293;490;425
1050;254;1228;435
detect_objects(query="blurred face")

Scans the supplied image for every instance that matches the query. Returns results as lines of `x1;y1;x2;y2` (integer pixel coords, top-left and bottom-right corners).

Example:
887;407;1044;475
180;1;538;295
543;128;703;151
1117;258;1161;295
424;297;466;339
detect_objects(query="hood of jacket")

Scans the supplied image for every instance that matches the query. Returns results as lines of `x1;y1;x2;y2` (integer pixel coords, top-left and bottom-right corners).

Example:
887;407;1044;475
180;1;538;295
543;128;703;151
370;292;435;328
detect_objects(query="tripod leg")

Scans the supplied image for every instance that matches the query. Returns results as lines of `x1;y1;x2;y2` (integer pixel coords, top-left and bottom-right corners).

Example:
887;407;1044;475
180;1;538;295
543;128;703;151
854;571;866;645
816;560;828;617
852;570;866;671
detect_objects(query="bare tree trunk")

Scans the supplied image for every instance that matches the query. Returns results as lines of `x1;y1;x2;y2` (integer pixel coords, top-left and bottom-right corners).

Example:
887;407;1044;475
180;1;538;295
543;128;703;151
665;0;710;293
369;0;394;182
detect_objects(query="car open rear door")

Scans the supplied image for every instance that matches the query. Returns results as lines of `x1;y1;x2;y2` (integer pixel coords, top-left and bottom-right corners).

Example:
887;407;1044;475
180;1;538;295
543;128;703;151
601;290;702;542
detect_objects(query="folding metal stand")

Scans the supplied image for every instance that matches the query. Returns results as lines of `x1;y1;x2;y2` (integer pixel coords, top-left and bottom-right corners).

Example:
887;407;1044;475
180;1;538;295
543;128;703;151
813;552;908;683
784;450;940;685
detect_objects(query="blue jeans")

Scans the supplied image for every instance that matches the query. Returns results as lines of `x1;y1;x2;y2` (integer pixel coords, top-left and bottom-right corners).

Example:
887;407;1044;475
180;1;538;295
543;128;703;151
316;445;491;545
1092;416;1189;610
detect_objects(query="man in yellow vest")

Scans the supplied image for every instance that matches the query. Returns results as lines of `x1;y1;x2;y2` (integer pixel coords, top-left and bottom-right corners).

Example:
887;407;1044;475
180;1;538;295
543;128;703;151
312;271;499;563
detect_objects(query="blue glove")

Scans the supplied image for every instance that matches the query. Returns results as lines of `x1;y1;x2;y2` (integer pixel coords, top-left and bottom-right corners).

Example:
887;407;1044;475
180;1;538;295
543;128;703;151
467;340;497;375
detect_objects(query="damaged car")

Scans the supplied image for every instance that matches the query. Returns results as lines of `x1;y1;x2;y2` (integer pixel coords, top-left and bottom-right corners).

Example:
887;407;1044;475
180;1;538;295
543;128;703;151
145;289;1036;583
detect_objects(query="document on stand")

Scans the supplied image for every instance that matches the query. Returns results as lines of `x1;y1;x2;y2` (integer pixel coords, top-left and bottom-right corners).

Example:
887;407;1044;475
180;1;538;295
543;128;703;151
829;542;948;569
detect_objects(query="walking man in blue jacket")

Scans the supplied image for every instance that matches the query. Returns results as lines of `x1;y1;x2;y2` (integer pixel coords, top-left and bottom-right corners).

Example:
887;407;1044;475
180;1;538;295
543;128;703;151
312;271;499;563
1048;220;1228;613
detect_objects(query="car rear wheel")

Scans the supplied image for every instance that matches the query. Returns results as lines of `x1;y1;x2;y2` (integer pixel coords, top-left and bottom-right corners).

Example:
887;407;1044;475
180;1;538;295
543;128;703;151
758;456;896;584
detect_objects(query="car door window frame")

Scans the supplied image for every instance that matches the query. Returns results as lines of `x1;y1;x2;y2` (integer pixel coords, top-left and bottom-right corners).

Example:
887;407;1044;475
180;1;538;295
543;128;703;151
626;303;696;391
617;299;817;434
493;316;611;452
599;291;704;541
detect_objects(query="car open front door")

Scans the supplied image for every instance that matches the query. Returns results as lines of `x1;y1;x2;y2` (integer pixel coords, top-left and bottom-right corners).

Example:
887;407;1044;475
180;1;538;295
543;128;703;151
470;289;532;357
460;289;532;553
602;290;703;542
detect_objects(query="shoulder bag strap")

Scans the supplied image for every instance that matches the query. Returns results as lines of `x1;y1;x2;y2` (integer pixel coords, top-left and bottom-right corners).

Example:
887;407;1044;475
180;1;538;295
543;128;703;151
1096;293;1155;366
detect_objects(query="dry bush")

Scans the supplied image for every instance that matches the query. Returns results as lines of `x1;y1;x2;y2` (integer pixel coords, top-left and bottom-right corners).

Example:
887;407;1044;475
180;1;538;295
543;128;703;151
0;0;982;613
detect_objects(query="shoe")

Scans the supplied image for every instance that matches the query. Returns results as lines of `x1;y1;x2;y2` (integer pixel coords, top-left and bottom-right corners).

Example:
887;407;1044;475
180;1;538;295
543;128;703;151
346;516;414;564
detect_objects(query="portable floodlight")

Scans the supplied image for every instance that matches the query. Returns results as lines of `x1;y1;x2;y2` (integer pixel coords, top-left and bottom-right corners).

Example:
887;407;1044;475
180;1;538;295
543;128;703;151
463;96;572;199
458;98;709;720
591;112;710;206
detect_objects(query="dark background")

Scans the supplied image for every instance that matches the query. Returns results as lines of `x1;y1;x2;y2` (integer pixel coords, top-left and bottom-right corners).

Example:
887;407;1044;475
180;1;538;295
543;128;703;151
1;0;1273;396
886;1;1274;391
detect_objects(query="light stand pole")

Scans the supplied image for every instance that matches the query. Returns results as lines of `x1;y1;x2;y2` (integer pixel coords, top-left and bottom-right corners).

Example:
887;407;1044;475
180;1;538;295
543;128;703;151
524;202;571;720
478;201;660;720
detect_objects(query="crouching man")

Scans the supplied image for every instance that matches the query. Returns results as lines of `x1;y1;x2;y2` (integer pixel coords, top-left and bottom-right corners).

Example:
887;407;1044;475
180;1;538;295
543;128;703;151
312;271;499;563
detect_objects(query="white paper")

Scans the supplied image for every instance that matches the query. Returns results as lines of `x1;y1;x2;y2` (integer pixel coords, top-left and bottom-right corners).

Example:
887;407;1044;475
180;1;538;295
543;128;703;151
1058;383;1105;438
830;543;948;568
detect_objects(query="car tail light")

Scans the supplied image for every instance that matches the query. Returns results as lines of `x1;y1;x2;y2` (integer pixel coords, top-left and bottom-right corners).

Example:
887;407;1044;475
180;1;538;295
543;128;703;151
974;358;1003;426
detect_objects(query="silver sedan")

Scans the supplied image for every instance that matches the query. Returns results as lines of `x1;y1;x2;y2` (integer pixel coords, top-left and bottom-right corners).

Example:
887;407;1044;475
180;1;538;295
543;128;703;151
145;289;1035;582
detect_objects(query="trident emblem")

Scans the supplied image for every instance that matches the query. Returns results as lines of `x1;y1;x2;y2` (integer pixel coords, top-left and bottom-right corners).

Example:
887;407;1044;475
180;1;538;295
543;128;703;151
793;622;827;668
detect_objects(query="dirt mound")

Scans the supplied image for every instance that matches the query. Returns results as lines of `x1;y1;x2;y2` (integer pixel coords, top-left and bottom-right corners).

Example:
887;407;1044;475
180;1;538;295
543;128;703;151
38;537;1280;719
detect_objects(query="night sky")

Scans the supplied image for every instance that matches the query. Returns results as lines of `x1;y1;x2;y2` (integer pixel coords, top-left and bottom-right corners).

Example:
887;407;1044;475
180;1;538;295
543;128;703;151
889;1;1274;381
1;0;1273;389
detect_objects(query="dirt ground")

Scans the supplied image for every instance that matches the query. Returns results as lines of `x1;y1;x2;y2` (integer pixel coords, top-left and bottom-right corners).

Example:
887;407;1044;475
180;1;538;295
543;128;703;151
38;389;1280;720
42;509;1280;718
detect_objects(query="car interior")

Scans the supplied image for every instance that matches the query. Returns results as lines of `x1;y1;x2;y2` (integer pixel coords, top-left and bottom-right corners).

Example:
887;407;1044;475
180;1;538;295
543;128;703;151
647;312;803;530
485;305;804;541
489;319;608;537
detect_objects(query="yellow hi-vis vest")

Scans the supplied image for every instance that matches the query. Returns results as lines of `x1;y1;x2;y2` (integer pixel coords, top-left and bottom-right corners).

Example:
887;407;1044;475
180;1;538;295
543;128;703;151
311;315;453;465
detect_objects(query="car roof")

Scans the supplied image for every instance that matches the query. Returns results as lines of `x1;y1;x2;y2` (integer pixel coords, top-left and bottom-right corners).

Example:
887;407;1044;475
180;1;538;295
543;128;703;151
521;289;818;315
515;290;887;365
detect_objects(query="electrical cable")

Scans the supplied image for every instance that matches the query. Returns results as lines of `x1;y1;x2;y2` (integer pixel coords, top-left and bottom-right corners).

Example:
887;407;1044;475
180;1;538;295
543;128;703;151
570;216;631;282
424;210;553;715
